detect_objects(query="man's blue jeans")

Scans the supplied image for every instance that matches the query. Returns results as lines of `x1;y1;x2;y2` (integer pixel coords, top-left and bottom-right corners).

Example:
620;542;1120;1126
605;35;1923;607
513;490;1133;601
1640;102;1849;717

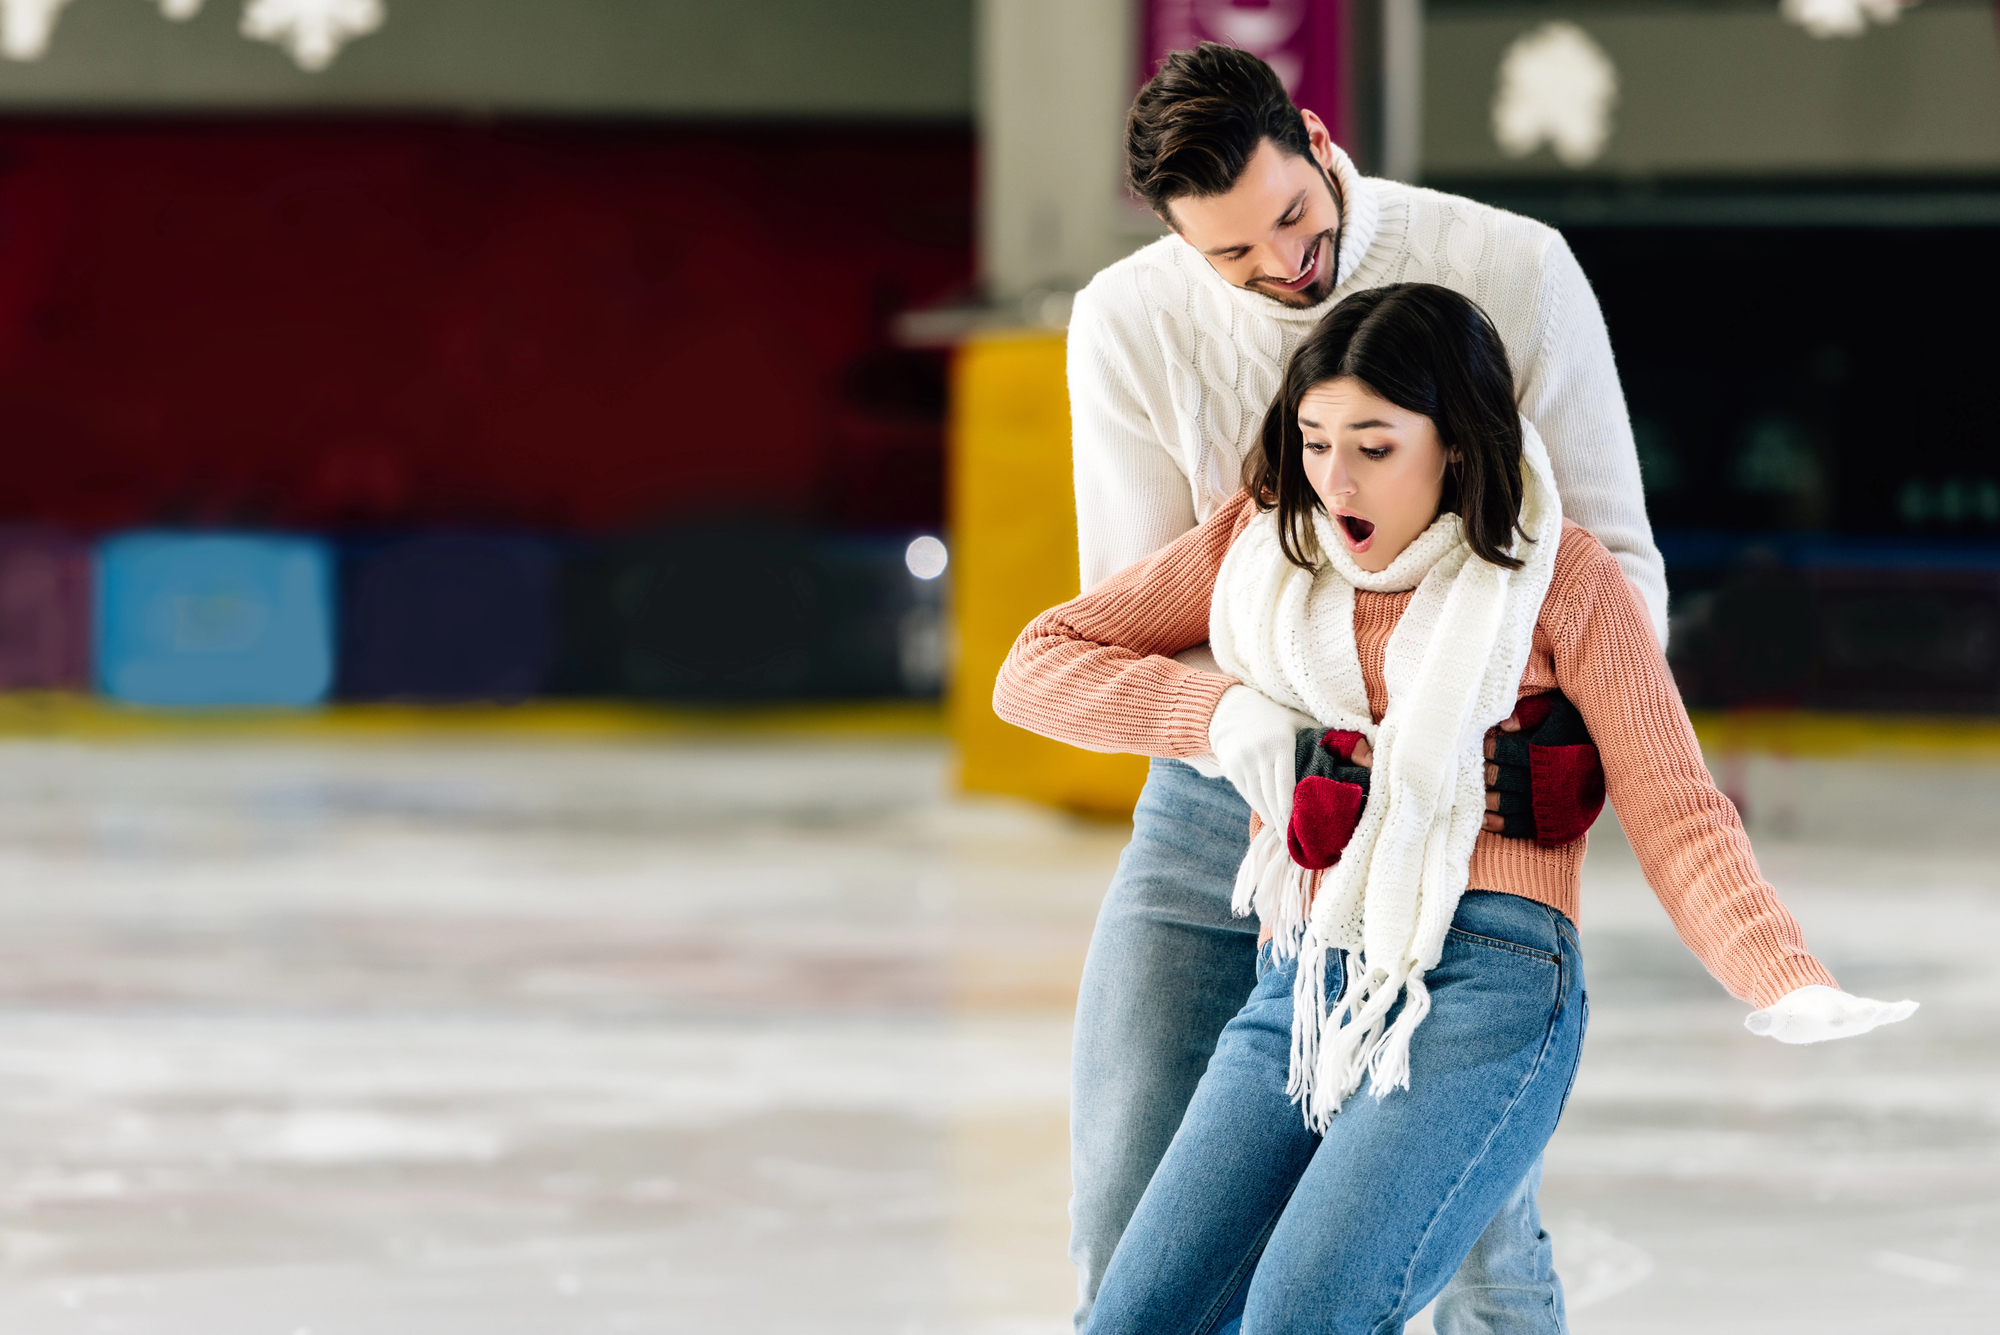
1070;759;1575;1333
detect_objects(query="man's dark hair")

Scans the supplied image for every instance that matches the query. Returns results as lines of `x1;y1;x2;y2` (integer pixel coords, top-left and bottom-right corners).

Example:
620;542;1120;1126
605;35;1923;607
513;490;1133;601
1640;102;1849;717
1245;284;1531;572
1126;42;1315;221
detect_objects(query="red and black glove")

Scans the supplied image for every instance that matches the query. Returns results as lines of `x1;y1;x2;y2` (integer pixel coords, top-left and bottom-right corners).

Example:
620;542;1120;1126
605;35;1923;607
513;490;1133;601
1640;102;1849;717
1489;691;1605;847
1286;691;1607;868
1287;727;1371;870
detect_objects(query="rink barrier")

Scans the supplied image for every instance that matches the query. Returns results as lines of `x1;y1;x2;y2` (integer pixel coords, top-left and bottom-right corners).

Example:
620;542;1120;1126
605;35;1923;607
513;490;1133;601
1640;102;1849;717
1685;708;2000;762
338;533;557;702
1664;532;2000;716
946;329;1150;817
0;523;947;714
0;528;90;692
0;694;945;741
94;532;336;708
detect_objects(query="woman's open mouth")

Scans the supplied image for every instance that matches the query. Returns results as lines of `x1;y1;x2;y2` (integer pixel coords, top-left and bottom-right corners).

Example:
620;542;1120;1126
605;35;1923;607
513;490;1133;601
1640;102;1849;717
1338;512;1375;551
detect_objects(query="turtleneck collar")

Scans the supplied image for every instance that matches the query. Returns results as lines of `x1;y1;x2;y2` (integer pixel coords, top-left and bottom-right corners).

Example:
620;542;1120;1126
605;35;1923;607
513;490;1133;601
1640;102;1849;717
1181;144;1386;325
1311;508;1465;594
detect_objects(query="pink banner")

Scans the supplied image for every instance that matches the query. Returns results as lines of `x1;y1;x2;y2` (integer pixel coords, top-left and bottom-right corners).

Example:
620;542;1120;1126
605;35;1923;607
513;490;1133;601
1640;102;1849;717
1137;0;1346;145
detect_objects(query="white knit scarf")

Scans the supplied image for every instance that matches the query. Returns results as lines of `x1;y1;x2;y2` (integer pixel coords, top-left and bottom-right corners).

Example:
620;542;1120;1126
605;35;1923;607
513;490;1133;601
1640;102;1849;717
1208;420;1563;1129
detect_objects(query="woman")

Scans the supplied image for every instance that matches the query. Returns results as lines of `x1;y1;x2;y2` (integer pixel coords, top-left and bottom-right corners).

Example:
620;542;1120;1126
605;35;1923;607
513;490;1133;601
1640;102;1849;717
993;283;1916;1334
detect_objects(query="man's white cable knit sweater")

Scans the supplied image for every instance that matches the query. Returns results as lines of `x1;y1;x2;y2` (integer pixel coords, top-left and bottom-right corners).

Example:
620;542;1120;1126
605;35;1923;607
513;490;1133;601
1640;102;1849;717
1067;145;1669;644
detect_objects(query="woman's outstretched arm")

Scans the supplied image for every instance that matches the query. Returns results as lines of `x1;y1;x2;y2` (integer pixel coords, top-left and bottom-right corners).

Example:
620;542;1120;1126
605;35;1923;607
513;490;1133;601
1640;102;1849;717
1543;524;1838;1009
993;491;1258;758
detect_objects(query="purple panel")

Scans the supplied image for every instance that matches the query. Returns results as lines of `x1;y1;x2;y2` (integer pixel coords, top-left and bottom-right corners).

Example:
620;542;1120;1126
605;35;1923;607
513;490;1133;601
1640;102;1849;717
0;528;89;691
1136;0;1347;144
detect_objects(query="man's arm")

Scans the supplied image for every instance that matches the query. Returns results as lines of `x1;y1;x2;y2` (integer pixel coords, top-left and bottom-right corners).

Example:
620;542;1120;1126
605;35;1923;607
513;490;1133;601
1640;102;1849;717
1068;283;1198;593
1516;233;1670;646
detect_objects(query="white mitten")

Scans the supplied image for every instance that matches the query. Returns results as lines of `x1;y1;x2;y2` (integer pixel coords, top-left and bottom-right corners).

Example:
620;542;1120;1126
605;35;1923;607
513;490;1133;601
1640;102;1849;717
1745;984;1919;1045
1207;686;1316;830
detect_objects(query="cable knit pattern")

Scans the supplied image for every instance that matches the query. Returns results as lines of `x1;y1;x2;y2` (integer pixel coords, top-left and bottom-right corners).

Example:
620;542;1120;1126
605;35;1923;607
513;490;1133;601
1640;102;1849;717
1068;145;1669;644
992;495;1835;1019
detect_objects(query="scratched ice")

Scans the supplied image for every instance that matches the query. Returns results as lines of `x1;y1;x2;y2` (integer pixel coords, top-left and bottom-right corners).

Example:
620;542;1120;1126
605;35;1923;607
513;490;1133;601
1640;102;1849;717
0;735;1987;1333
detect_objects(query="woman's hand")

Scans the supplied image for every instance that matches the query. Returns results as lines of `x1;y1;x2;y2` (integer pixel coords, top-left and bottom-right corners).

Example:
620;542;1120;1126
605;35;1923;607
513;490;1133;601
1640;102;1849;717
1745;984;1919;1044
1208;687;1317;831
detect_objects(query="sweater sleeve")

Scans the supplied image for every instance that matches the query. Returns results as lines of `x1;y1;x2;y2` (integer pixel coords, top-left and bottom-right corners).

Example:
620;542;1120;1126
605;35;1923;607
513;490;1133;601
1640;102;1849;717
1545;526;1836;1008
1068;279;1200;593
1518;233;1670;648
993;493;1253;757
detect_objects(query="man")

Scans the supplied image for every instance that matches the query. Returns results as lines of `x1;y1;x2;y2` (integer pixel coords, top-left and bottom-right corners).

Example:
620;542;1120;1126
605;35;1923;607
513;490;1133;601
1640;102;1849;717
1061;44;1666;1333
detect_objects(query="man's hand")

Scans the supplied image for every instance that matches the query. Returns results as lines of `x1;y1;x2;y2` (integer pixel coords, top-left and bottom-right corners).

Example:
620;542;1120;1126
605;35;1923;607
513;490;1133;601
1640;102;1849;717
1482;692;1605;846
1481;714;1523;833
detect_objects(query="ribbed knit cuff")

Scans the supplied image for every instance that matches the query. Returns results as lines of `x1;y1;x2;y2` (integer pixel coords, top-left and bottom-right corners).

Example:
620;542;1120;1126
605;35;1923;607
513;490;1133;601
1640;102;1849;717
1747;954;1840;1010
1163;671;1239;758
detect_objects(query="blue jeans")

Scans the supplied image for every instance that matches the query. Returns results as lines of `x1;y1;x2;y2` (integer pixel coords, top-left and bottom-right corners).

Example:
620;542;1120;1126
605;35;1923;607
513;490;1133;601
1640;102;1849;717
1071;759;1573;1333
1086;887;1587;1335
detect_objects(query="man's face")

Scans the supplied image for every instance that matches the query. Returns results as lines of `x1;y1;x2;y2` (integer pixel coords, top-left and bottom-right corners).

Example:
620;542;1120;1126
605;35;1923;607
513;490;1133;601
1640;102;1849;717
1165;114;1342;309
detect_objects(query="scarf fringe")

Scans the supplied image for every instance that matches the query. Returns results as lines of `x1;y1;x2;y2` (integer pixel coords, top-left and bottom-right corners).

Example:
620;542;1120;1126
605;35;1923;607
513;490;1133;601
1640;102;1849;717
1285;955;1435;1131
1212;420;1565;1125
1229;827;1273;919
1366;972;1431;1098
1233;826;1316;964
1310;965;1378;1128
1286;931;1330;1113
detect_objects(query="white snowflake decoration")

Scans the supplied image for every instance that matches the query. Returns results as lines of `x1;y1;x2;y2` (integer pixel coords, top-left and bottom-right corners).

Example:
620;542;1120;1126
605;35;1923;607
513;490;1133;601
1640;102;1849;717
1491;21;1620;170
2;0;386;66
1781;0;1906;38
0;0;73;61
241;0;384;72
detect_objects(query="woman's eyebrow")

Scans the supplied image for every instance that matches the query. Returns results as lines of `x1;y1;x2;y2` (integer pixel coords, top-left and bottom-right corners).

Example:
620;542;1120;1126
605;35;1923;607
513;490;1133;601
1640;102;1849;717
1344;419;1394;431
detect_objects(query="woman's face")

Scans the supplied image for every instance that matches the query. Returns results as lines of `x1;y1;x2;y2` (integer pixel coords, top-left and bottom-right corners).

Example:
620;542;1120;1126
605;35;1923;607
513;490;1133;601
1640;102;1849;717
1298;377;1451;574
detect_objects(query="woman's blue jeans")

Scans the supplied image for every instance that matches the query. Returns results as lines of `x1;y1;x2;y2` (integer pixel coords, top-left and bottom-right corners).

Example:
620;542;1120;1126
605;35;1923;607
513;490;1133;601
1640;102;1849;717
1083;881;1588;1335
1071;759;1572;1332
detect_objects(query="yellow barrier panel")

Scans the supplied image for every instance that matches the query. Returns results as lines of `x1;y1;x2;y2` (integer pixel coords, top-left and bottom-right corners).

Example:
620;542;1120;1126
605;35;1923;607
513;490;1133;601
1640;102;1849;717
0;693;946;742
947;330;1149;817
1686;707;2000;763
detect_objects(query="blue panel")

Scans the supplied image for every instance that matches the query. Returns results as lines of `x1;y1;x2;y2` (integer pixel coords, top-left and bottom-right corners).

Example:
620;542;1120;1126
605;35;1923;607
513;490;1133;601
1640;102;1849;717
94;533;334;708
337;534;554;701
1657;529;2000;573
548;525;939;701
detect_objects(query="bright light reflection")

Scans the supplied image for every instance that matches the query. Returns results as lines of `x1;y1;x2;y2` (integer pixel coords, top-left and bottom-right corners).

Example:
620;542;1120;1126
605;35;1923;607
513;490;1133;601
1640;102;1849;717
905;536;948;580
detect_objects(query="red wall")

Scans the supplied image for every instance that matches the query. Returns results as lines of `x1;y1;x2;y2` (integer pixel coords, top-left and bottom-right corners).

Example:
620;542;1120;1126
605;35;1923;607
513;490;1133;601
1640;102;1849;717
0;120;973;533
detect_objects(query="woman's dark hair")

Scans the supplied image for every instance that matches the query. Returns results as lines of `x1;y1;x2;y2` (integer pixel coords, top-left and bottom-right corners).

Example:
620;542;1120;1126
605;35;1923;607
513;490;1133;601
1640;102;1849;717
1126;43;1315;219
1245;283;1528;571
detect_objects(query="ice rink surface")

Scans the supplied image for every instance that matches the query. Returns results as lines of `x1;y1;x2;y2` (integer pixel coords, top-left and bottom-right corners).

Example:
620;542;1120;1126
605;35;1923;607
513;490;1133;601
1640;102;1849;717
0;732;1990;1333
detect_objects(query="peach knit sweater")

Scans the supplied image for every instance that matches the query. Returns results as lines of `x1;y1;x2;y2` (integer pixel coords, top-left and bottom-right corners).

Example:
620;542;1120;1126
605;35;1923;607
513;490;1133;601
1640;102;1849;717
994;492;1835;1009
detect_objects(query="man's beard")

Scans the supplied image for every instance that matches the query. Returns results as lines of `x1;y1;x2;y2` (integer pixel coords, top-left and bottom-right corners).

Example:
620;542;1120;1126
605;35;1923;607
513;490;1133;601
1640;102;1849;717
1245;227;1339;309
